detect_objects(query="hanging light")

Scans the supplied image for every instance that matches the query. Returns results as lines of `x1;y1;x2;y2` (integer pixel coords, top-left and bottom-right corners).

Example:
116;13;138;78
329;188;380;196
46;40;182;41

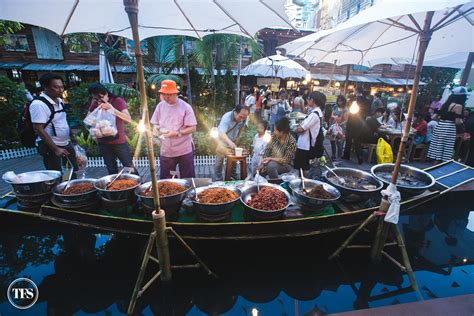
349;101;360;114
314;80;320;86
347;84;354;90
263;130;271;143
151;83;156;90
210;127;219;138
334;81;340;87
251;308;259;316
305;73;312;82
137;119;146;133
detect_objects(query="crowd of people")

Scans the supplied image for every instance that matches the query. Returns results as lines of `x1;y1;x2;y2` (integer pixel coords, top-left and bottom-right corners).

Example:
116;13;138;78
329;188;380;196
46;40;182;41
28;72;473;182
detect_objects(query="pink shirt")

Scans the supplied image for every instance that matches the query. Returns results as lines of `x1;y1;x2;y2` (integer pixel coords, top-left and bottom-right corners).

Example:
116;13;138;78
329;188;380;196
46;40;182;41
150;98;197;157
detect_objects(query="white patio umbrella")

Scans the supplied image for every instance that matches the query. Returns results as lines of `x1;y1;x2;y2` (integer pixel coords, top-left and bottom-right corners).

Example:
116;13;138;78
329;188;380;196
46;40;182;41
242;52;309;78
279;0;473;67
0;0;294;295
99;49;114;84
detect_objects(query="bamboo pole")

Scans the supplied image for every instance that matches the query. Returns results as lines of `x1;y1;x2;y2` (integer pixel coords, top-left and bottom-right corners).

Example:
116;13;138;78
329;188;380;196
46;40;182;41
391;12;434;184
124;0;170;281
153;210;172;281
370;198;390;260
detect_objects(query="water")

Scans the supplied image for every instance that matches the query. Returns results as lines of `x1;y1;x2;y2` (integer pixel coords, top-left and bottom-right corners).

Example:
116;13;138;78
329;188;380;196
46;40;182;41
0;195;473;315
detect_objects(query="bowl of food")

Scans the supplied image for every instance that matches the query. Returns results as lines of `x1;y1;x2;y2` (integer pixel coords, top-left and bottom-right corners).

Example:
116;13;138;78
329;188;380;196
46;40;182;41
192;186;241;215
371;163;435;196
289;178;340;208
324;168;383;202
95;174;140;200
240;183;292;219
135;179;191;209
52;178;98;204
3;170;62;195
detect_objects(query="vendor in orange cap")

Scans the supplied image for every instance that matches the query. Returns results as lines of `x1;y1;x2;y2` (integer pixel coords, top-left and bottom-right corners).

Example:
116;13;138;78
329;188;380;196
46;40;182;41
150;80;198;178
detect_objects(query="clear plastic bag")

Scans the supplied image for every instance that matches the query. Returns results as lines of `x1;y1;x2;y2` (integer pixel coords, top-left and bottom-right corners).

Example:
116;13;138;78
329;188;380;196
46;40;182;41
84;108;117;139
74;144;88;170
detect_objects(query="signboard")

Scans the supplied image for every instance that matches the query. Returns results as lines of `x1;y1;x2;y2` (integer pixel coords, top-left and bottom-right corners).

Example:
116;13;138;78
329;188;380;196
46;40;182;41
257;78;280;87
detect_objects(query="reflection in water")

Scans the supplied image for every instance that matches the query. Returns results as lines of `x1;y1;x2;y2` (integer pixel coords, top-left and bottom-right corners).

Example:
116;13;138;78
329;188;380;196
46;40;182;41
0;196;473;315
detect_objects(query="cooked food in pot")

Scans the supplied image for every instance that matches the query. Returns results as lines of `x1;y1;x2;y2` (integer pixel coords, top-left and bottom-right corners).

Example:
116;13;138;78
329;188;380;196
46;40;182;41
197;188;239;204
327;175;377;190
63;182;95;195
247;187;287;211
143;181;187;197
302;185;333;199
376;171;426;187
107;179;138;191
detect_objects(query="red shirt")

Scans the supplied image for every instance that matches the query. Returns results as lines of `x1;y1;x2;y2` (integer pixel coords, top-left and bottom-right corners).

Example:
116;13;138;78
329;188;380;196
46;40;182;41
412;119;427;136
88;97;128;144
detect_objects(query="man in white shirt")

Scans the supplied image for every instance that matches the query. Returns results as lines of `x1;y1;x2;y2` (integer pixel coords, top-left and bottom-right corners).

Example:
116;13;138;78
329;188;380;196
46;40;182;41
30;73;78;177
294;91;326;175
245;90;257;115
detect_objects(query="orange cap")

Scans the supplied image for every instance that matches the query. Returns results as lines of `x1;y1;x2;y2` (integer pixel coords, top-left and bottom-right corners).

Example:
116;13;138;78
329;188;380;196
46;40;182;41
159;80;179;94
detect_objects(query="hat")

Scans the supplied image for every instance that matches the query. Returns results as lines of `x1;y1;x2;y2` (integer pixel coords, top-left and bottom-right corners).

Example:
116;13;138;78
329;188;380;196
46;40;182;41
159;80;179;94
452;86;468;95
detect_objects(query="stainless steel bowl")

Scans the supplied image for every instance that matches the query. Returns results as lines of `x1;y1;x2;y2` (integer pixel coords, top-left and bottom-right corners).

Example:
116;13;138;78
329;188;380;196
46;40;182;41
135;179;191;209
192;186;241;215
240;183;292;219
52;179;98;204
323;168;383;202
289;178;340;208
95;174;140;200
371;163;435;196
3;170;62;195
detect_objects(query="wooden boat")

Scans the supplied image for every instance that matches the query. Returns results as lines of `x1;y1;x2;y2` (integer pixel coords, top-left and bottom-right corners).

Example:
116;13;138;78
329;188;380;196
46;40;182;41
1;161;472;240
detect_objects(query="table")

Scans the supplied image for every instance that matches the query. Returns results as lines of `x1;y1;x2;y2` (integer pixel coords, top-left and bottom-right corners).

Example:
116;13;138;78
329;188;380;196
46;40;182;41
377;127;416;161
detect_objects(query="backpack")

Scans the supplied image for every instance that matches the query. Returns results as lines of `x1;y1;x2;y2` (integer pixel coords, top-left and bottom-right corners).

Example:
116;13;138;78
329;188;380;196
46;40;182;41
17;96;65;148
308;111;324;159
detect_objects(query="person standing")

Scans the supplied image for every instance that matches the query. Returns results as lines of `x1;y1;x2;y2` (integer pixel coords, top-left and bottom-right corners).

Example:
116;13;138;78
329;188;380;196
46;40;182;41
151;80;198;178
294;91;326;175
328;95;348;160
87;83;137;175
343;88;369;164
214;105;249;181
270;90;290;130
30;73;79;177
428;87;467;164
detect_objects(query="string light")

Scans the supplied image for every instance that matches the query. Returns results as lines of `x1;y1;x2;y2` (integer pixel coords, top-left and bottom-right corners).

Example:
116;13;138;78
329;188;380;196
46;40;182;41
210;127;219;138
137;119;146;133
349;101;360;114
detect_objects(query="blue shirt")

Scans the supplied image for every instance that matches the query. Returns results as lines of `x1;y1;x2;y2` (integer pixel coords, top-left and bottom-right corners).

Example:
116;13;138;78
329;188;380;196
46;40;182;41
218;111;247;145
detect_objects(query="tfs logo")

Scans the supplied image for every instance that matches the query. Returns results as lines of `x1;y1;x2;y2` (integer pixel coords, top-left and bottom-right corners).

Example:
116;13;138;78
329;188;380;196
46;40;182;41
7;278;39;309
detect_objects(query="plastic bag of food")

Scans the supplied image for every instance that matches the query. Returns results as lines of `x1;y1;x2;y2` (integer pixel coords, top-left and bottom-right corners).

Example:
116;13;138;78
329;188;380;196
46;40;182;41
376;137;393;164
83;107;100;127
95;109;117;137
74;144;88;170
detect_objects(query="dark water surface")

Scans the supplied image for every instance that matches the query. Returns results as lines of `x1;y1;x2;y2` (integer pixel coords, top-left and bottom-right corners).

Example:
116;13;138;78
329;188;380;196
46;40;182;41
0;195;473;315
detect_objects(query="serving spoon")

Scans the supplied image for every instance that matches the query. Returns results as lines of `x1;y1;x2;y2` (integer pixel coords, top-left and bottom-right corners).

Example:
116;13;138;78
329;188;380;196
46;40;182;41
192;178;199;202
62;157;75;193
105;168;126;190
323;166;346;185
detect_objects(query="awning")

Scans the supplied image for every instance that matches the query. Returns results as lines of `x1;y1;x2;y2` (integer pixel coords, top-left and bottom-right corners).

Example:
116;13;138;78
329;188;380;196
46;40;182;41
22;63;99;72
0;62;28;69
377;78;426;86
311;74;347;81
349;75;381;83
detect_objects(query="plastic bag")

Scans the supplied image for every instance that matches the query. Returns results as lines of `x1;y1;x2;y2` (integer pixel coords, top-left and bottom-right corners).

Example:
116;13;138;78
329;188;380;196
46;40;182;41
85;108;117;139
382;183;401;224
376;137;393;164
74;144;88;170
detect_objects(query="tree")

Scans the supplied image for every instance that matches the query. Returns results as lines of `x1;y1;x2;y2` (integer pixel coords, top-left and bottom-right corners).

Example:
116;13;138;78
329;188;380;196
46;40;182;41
417;66;459;109
0;20;23;46
0;77;27;147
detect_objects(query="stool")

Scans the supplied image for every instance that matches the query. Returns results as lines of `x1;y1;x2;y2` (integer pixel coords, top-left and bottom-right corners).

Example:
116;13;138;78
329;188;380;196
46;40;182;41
410;143;428;162
362;143;377;163
225;155;247;181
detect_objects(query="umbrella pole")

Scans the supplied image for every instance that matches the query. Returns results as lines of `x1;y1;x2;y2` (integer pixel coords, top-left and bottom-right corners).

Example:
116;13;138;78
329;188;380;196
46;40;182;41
460;52;474;86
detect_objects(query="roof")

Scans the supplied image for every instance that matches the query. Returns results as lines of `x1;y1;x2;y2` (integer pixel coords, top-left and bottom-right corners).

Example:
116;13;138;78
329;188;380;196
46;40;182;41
0;62;28;69
22;63;99;71
378;78;426;86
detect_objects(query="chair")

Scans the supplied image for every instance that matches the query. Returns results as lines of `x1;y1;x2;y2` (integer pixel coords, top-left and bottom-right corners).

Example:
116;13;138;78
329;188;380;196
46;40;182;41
361;143;377;163
224;155;247;181
410;143;428;162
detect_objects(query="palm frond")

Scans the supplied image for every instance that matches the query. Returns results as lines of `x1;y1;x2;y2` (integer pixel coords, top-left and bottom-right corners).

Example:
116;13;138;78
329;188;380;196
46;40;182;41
103;83;138;98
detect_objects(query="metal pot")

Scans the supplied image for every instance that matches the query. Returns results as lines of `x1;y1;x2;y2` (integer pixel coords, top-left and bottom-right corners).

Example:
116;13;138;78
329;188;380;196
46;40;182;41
192;186;241;215
52;179;98;204
135;179;191;209
371;163;435;196
4;170;62;195
95;174;140;200
323;168;383;202
289;178;340;209
240;183;292;220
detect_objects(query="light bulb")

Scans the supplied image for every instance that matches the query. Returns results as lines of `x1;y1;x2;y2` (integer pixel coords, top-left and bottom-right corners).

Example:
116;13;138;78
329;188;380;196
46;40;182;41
305;73;311;82
263;130;272;143
151;84;156;90
210;127;219;138
314;80;320;85
137;119;146;133
349;101;360;114
335;81;340;87
251;308;258;316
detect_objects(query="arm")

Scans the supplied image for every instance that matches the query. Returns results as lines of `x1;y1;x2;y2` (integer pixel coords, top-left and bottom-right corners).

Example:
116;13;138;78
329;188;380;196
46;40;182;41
33;123;69;157
454;104;463;125
218;132;236;149
98;101;133;123
274;137;296;165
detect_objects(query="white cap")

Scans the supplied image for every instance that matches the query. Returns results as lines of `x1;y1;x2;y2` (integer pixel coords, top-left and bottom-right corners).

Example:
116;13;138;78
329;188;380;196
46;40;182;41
452;86;468;95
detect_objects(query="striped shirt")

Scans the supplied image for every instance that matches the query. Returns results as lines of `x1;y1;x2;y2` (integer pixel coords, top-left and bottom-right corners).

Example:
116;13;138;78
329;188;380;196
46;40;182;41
261;133;296;173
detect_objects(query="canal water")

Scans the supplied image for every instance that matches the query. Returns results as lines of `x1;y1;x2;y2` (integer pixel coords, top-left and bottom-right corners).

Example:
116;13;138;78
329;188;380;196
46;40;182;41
0;195;473;315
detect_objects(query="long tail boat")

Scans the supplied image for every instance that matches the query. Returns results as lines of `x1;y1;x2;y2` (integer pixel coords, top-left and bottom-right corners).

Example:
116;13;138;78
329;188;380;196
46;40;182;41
1;161;473;240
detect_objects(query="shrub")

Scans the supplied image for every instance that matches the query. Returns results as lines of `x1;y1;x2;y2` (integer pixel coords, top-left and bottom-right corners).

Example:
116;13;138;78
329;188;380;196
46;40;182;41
0;77;27;149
